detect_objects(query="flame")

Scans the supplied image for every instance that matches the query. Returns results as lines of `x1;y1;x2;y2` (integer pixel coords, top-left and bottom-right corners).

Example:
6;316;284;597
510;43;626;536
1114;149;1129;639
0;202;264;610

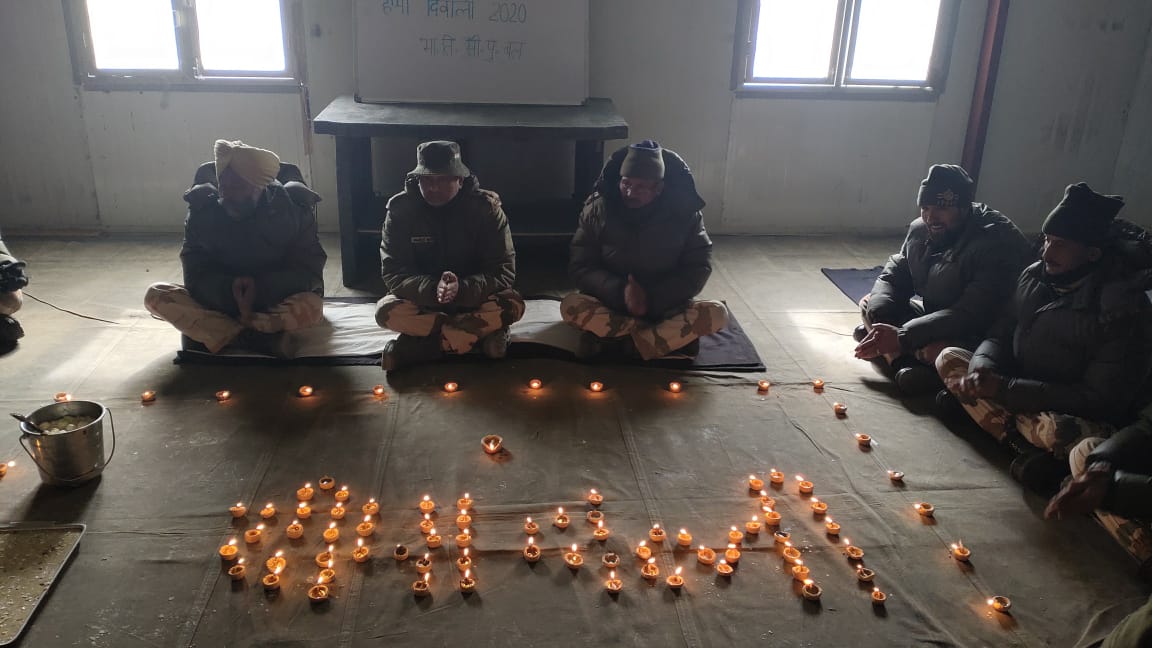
680;528;688;535
526;516;532;523
304;483;312;488
256;524;265;531
590;488;598;495
675;566;682;576
527;536;535;546
464;568;471;579
609;570;616;579
228;538;237;546
647;557;655;565
329;522;336;529
570;544;578;552
557;507;564;515
653;523;661;530
795;475;804;481
357;538;364;547
274;550;284;558
237;558;245;565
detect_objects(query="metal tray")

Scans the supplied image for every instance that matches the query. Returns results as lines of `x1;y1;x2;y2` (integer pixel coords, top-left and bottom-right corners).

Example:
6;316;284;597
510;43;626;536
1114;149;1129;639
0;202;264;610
0;522;86;646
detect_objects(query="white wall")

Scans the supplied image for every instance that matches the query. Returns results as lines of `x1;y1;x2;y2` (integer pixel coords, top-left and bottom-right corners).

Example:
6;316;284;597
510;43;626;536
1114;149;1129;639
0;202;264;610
1113;17;1152;216
0;1;98;230
1;0;1150;236
979;0;1152;232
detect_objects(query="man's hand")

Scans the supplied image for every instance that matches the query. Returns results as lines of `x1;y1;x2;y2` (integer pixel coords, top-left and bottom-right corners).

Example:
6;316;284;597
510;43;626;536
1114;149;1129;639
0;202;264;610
232;276;256;325
854;323;901;359
956;367;1005;402
1044;461;1113;519
624;275;647;317
437;271;459;305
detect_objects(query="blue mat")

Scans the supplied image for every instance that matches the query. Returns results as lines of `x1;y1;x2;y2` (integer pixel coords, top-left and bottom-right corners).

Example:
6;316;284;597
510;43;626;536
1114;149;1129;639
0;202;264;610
820;266;883;304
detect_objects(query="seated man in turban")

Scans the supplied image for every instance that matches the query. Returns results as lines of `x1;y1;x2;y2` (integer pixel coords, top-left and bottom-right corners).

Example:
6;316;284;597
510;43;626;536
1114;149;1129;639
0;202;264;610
855;164;1031;396
937;183;1152;493
0;229;29;348
376;140;524;371
145;140;327;356
561;140;728;361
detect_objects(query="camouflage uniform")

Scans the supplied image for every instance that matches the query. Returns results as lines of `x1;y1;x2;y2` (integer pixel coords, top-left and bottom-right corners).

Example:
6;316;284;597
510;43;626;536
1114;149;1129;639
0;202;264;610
145;283;323;353
1068;436;1152;568
377;174;523;354
376;289;525;354
863;203;1031;365
560;292;727;361
0;235;24;316
144;172;327;353
936;347;1113;457
566;143;724;359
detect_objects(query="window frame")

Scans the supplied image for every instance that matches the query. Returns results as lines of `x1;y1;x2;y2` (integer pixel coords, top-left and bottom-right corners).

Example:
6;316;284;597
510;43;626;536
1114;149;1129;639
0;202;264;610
63;0;303;93
732;0;960;101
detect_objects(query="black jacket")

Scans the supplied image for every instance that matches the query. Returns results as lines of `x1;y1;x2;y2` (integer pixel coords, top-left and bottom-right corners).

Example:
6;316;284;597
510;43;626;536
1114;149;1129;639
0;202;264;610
972;230;1152;424
1087;404;1152;520
867;204;1032;352
569;145;712;320
380;176;515;310
180;180;326;315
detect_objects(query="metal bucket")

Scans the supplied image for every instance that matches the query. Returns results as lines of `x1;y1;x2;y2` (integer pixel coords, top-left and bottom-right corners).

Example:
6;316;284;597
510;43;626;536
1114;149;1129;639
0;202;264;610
18;400;116;486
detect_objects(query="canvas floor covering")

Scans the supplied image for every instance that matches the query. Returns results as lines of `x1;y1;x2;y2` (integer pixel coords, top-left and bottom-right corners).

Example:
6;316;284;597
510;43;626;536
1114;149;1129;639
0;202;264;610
0;234;1146;648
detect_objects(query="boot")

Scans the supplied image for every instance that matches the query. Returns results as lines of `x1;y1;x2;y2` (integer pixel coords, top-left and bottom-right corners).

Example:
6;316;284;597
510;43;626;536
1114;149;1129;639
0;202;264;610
0;315;24;343
479;327;510;360
382;334;443;371
895;365;944;397
1009;451;1071;496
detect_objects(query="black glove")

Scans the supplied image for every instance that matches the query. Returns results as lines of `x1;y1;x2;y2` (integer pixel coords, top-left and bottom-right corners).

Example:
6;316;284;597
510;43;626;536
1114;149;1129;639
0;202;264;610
0;260;29;292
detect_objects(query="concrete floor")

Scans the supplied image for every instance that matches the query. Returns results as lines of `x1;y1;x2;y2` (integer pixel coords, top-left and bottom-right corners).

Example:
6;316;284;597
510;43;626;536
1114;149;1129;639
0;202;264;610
0;233;897;397
2;233;1144;647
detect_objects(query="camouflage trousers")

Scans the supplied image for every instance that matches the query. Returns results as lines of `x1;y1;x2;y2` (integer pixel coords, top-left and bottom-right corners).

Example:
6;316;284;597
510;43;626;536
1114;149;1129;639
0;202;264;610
559;293;729;361
0;289;21;316
144;282;324;353
935;347;1113;458
375;289;525;355
1069;437;1152;568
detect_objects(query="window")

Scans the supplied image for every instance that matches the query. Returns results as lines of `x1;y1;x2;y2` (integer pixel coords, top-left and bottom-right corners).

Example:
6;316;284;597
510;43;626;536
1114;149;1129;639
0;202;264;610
733;0;958;98
65;0;298;90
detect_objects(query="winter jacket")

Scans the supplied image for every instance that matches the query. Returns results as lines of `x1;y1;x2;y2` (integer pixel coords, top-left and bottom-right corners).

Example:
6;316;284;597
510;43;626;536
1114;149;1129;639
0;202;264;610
380;175;515;310
972;226;1152;424
867;204;1032;352
180;180;326;315
569;145;712;320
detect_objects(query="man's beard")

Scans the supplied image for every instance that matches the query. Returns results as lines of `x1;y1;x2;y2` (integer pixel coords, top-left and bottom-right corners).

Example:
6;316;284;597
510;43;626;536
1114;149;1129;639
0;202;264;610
1042;260;1097;287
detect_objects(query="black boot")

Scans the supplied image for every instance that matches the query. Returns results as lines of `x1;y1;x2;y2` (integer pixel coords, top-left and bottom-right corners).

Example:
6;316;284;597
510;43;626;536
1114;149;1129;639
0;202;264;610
382;334;443;371
0;315;24;343
1009;451;1071;496
895;365;944;397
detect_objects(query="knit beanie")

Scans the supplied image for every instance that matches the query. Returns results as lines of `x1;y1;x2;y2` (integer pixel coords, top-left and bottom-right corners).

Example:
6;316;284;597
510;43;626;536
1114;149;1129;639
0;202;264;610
214;139;281;187
620;140;665;181
1042;182;1125;246
916;164;973;208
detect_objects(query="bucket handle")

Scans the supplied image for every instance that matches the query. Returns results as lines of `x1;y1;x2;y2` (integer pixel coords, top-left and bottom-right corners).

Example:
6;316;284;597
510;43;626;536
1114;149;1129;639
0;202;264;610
18;408;116;484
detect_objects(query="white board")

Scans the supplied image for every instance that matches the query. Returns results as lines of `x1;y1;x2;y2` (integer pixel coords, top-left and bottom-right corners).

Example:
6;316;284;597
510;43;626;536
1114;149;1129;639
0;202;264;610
354;0;589;105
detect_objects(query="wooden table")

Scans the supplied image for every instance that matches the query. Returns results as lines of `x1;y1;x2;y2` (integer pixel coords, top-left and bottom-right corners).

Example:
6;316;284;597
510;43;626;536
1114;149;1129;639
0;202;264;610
312;96;629;287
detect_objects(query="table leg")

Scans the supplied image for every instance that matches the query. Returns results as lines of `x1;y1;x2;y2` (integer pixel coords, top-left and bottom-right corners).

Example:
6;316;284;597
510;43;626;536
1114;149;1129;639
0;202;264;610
335;136;373;288
573;140;604;201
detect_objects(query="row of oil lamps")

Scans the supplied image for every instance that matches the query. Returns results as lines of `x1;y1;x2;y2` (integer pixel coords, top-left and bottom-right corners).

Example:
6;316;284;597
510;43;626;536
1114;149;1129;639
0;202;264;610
213;474;1008;614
